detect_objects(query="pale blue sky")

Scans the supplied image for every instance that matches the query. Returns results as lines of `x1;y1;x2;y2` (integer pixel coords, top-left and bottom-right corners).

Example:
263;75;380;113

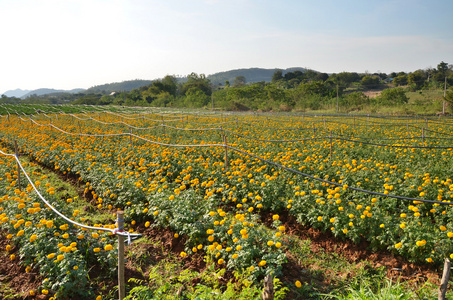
1;0;452;93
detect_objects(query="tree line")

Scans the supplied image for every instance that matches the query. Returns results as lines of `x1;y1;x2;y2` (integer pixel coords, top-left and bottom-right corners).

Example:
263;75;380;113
2;61;452;113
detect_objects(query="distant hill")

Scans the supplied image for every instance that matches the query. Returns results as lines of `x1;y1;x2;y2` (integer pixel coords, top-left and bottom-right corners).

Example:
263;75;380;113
21;88;85;99
207;67;307;85
85;79;153;93
3;89;31;98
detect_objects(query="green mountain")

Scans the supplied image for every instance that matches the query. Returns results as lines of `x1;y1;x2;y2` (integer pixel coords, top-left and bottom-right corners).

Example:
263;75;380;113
207;67;307;85
85;80;152;93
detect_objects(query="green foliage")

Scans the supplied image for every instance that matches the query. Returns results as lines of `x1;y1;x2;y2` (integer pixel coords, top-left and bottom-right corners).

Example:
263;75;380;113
328;278;423;299
181;73;212;97
376;87;408;105
445;88;453;114
343;92;370;110
393;74;408;86
360;76;380;88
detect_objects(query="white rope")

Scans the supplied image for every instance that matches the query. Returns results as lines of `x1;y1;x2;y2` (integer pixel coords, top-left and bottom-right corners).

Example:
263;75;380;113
0;148;140;239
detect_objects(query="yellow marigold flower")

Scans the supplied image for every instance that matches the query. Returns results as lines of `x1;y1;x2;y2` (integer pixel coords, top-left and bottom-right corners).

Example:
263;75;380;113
275;242;282;248
295;281;302;288
218;258;224;265
93;248;101;253
258;260;266;267
440;226;447;231
104;244;113;251
30;234;37;242
57;254;64;261
16;230;24;237
416;240;426;247
42;289;49;295
180;251;187;258
47;253;56;259
232;253;238;259
395;242;402;248
267;241;274;246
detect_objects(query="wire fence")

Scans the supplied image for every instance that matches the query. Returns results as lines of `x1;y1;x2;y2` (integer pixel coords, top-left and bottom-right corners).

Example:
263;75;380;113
2;111;453;207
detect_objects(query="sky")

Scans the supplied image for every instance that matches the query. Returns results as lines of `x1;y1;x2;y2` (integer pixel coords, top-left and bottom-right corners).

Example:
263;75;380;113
1;0;453;94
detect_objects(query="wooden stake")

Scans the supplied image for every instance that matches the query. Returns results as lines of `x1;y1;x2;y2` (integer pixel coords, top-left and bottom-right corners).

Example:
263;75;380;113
129;128;132;145
117;211;125;300
223;134;229;169
14;140;21;191
329;130;333;160
262;274;274;300
438;258;450;300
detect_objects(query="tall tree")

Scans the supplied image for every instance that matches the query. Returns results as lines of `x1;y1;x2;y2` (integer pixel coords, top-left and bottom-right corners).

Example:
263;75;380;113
181;73;211;96
437;61;449;76
233;76;246;87
271;70;283;82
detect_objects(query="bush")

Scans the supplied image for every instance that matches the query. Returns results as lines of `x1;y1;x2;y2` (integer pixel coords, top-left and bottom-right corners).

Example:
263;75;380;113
376;87;408;106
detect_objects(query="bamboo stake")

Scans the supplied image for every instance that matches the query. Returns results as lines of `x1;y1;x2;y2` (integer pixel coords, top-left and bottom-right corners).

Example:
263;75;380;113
117;211;125;300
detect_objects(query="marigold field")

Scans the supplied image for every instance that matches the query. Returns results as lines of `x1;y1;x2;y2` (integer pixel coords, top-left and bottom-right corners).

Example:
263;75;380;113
0;105;453;298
